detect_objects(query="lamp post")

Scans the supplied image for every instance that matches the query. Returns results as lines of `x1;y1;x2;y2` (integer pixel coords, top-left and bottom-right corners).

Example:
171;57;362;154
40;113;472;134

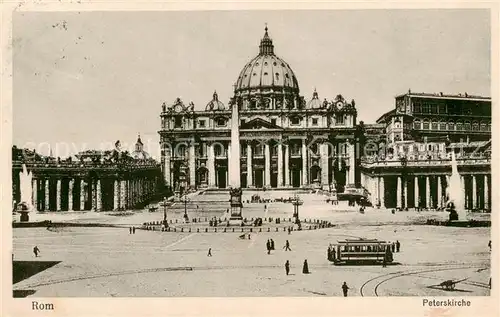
162;196;168;227
292;194;303;225
181;194;190;222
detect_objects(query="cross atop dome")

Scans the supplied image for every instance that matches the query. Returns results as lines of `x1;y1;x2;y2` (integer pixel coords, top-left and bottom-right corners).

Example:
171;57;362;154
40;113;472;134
259;24;274;55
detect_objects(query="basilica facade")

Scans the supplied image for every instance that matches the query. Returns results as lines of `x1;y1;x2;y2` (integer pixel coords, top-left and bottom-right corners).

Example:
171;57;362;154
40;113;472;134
159;28;360;194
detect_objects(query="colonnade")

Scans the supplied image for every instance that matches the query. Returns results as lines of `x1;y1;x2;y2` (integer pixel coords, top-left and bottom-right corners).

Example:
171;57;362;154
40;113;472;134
31;176;159;211
365;173;490;210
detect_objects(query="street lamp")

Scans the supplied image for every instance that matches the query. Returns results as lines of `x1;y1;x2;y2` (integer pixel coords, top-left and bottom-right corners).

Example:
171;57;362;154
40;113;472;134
162;196;168;227
292;194;303;224
181;194;190;222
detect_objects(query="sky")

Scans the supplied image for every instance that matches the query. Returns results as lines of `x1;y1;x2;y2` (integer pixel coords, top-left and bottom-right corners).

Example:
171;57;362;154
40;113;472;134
13;10;491;159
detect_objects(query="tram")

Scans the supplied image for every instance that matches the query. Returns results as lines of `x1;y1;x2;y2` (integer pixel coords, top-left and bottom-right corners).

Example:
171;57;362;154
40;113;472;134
327;239;394;265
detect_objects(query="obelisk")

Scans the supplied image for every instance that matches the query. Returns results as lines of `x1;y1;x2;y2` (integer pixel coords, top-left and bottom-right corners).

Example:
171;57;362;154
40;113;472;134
229;98;243;223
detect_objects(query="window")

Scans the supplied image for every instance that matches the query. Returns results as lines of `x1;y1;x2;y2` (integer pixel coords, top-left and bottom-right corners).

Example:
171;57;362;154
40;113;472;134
254;144;264;156
271;118;277;126
290;117;301;125
438;104;446;114
413;119;421;130
175;116;182;128
336;114;344;125
312;118;318;126
240;119;246;126
430;104;438;114
198;120;206;128
448;121;455;131
480;122;487;131
216;118;226;127
431;120;438;130
422;103;430;113
422;119;429;130
214;145;222;157
472;121;479;131
413;101;421;113
464;121;471;130
439;121;446;131
456;121;463;131
275;73;280;80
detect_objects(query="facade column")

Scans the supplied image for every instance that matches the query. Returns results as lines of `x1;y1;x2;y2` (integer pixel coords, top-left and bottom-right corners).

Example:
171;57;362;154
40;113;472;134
396;176;402;209
208;143;215;188
379;176;385;208
96;179;102;211
403;178;408;209
320;143;329;189
247;143;253;187
264;142;271;187
348;141;355;185
302;138;308;186
32;179;38;211
460;176;466;209
227;144;231;186
113;180;119;210
284;142;290;187
68;179;74;211
437;176;442;209
446;175;450;202
45;179;50;211
120;180;127;210
56;178;62;211
189;141;196;188
80;179;86;211
484;175;489;210
425;176;431;209
472;175;477;210
164;147;171;187
277;142;284;188
414;176;419;208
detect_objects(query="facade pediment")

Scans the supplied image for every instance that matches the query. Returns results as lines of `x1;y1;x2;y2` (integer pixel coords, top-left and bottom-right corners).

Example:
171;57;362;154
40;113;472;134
241;118;282;130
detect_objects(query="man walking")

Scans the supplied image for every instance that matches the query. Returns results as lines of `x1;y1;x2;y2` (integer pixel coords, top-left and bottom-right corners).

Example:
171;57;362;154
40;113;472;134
266;239;271;255
342;282;349;297
285;260;290;276
284;240;291;251
207;248;212;257
396;240;401;252
270;239;275;251
33;246;40;257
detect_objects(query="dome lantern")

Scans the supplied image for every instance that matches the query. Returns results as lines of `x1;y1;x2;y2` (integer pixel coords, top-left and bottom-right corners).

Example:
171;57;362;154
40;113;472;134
259;25;274;55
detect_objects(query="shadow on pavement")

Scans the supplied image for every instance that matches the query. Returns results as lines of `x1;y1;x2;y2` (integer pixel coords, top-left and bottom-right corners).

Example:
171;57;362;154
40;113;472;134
13;290;37;298
426;286;473;293
13;260;61;284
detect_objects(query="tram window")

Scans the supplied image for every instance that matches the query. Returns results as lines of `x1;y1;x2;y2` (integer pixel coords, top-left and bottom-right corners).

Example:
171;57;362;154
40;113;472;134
355;246;360;252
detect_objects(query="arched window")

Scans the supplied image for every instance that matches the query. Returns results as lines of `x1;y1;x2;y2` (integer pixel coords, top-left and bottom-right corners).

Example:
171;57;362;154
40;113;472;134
439;121;446;131
422;119;430;130
456;120;463;131
472;121;479;131
431;120;438;130
413;119;421;130
480;121;487;131
487;122;491;131
464;121;471;130
448;120;455;131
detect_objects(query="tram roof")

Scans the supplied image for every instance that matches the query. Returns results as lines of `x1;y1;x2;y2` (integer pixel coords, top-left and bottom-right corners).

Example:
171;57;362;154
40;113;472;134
335;239;388;244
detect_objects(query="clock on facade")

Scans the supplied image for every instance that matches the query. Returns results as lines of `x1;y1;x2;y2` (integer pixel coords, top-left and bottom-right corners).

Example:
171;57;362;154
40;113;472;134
174;104;183;113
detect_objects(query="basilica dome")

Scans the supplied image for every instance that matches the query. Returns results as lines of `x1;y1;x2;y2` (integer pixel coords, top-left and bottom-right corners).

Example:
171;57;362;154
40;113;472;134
234;27;299;93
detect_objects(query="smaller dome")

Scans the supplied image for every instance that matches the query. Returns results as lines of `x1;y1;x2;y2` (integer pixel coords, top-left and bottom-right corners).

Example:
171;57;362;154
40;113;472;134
307;89;322;109
205;91;226;111
132;134;150;160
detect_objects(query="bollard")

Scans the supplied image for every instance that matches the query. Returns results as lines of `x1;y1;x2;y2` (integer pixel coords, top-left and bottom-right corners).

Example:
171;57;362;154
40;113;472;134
250;228;253;232
276;227;279;232
232;228;235;232
205;228;208;232
176;219;178;223
224;228;226;233
170;220;173;224
189;228;191;233
284;227;286;232
215;228;217;233
181;228;184;232
241;228;244;232
259;228;262;232
174;228;176;232
197;228;199;233
268;227;270;232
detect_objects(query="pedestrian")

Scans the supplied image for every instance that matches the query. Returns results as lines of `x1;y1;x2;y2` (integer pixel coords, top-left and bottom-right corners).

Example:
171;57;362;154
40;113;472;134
488;240;491;250
332;247;336;261
382;255;387;268
342;282;349;297
207;248;212;257
284;240;291;251
266;239;271;255
129;227;132;234
396;240;400;252
302;259;310;274
270;239;275;250
285;260;290;276
288;227;291;235
391;242;395;253
33;246;40;257
132;226;136;234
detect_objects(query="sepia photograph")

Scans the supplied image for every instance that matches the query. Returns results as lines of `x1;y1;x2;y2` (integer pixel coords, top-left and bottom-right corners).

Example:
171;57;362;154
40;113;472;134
8;8;493;301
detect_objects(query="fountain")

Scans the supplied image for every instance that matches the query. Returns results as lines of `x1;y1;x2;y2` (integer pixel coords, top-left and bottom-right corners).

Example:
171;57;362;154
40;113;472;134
16;164;34;222
446;151;467;221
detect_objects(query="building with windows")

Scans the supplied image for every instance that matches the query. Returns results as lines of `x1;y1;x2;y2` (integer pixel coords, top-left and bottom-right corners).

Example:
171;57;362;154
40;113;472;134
159;27;360;194
360;91;491;211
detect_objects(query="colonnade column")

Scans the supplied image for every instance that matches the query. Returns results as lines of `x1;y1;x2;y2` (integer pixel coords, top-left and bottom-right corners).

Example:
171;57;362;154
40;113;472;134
277;142;283;188
264;142;271;187
45;179;50;211
208;143;215;188
403;178;408;209
379;176;385;207
96;179;102;211
32;179;38;211
284;143;290;187
56;179;62;211
484;175;489;210
247;143;253;187
320;143;329;189
472;175;477;210
189;141;196;188
80;179;86;211
396;176;402;209
425;176;431;209
120;180;127;210
446;175;450;202
302;139;308;186
68;179;74;211
437;176;442;209
113;180;119;210
460;176;466;209
414;176;419;208
348;141;355;185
